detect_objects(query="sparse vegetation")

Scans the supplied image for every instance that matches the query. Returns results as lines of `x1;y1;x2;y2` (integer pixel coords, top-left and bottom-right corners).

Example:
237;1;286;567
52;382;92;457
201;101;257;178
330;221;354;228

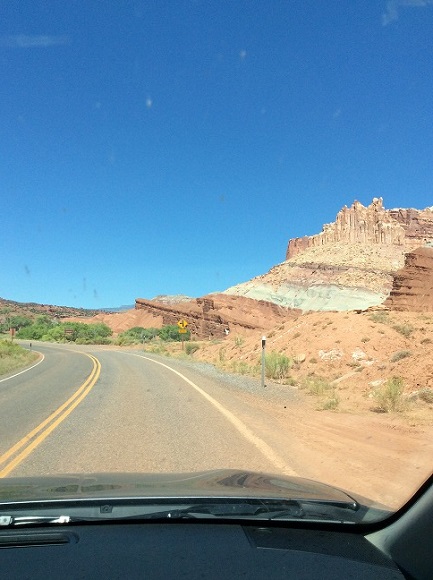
146;343;169;356
373;376;406;413
369;311;390;324
185;342;200;355
264;351;292;382
230;361;256;376
234;336;245;347
292;332;301;339
301;375;332;396
390;350;412;363
392;323;414;338
418;388;433;404
361;337;370;343
0;340;38;376
309;358;317;364
420;338;432;345
319;391;340;410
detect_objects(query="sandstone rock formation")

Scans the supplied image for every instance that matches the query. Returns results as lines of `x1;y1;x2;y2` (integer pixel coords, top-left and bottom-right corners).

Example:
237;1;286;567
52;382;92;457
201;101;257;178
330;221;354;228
384;247;433;312
287;198;433;260
225;199;433;312
135;294;297;339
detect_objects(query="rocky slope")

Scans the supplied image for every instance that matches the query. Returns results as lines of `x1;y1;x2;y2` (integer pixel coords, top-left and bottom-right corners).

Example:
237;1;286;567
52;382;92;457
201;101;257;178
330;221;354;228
225;199;433;312
384;247;433;312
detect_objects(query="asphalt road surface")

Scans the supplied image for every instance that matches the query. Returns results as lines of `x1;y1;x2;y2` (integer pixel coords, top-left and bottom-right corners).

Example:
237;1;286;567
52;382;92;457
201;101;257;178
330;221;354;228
0;343;299;478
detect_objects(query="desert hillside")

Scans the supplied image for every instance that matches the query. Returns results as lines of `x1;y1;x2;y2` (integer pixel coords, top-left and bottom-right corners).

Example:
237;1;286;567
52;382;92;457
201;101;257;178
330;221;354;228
225;198;433;311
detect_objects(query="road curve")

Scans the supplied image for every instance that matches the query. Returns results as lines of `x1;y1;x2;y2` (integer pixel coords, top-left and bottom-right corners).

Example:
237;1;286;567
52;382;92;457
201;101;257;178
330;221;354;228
0;344;95;466
5;344;298;478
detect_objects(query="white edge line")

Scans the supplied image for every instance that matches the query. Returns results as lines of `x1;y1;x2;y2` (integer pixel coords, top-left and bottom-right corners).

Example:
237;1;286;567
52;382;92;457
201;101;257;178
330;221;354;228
0;352;45;383
125;352;298;477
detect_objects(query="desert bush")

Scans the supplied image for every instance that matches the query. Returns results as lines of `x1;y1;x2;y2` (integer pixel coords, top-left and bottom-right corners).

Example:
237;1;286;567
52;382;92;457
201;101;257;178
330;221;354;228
301;375;332;396
373;376;406;412
392;323;414;338
185;342;200;355
320;391;340;410
264;351;292;381
309;358;317;364
420;338;432;345
418;388;433;404
369;311;390;324
361;337;370;343
293;332;301;339
390;350;412;363
234;336;245;347
147;343;169;356
231;361;254;375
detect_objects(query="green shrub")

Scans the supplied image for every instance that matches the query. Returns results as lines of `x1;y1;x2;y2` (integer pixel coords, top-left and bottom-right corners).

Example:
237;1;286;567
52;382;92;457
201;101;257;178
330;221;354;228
373;377;406;412
390;350;412;363
264;351;292;381
17;319;113;344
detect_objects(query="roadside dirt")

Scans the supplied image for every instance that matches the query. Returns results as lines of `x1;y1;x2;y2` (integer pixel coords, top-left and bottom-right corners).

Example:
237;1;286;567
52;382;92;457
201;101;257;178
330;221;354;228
234;387;433;509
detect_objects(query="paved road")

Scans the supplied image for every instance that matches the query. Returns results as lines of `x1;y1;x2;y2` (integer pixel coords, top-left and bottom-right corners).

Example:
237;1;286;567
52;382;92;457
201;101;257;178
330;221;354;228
1;343;298;478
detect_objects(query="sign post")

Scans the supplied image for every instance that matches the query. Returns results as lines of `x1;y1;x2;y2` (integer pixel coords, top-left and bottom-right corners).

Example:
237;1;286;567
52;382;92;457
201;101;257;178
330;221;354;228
177;319;188;350
261;335;266;388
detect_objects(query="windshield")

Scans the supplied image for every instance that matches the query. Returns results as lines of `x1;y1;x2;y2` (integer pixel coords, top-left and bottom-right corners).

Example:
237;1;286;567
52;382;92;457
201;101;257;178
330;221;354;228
1;0;432;524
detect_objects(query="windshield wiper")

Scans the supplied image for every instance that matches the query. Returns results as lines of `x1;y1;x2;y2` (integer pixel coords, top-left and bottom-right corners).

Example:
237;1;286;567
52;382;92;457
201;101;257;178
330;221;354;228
108;499;356;522
0;498;360;527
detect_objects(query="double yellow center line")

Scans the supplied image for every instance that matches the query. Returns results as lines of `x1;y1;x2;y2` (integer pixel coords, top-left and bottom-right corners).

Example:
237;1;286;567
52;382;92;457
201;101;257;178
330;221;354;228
0;353;101;478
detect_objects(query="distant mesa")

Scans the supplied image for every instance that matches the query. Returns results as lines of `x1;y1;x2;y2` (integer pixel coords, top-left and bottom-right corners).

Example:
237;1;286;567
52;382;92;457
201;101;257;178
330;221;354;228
224;198;433;312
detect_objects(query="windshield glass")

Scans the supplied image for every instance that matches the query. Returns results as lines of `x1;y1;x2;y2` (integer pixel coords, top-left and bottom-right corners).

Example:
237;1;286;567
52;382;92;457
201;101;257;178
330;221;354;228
1;0;433;524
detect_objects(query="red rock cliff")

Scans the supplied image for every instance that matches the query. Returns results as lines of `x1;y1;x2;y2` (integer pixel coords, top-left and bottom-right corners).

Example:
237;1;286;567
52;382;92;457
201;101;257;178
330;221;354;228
286;198;433;260
384;247;433;312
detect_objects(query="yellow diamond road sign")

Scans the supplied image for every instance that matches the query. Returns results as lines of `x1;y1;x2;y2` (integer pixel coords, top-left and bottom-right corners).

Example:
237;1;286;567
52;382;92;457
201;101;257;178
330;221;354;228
177;319;188;329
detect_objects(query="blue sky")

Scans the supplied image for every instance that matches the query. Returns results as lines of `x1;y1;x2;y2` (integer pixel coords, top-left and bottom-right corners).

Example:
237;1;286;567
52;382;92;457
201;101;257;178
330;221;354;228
1;0;433;308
